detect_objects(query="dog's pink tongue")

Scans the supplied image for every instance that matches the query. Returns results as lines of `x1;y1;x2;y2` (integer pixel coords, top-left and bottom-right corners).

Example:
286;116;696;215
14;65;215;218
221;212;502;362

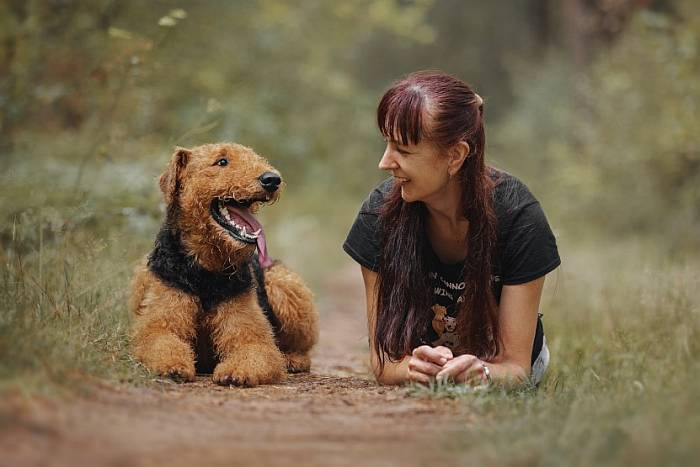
226;206;262;232
255;230;273;269
226;206;273;268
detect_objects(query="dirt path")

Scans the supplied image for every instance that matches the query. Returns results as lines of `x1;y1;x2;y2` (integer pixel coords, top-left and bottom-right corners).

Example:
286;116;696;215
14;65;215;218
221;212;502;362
1;260;470;467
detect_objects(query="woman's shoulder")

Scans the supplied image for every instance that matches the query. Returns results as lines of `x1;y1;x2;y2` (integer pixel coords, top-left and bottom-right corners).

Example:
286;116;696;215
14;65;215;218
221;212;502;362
360;177;395;215
344;178;392;271
489;168;561;283
490;168;540;216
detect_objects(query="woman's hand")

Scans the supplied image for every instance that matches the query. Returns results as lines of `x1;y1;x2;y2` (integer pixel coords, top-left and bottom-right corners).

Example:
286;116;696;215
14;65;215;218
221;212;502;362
435;354;489;385
407;345;453;384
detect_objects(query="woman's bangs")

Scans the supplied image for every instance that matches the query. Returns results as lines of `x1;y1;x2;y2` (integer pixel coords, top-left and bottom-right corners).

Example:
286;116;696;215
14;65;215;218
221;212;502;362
378;89;425;146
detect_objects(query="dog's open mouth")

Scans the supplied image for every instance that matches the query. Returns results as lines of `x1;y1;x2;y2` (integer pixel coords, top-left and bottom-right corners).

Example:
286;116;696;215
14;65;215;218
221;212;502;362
210;198;264;244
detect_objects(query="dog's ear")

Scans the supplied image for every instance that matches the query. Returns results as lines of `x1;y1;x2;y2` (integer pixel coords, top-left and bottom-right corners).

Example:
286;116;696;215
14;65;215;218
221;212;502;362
159;147;191;204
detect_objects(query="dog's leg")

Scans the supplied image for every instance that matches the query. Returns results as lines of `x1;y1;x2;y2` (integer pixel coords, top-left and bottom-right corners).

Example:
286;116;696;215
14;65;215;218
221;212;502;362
263;262;319;373
130;268;198;382
209;290;287;387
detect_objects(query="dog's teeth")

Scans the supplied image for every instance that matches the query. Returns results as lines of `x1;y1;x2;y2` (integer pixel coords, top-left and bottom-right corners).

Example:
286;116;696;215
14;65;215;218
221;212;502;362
219;206;232;223
253;229;261;236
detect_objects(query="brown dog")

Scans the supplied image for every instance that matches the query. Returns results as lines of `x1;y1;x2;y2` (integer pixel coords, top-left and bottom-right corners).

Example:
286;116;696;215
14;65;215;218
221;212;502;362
129;143;318;386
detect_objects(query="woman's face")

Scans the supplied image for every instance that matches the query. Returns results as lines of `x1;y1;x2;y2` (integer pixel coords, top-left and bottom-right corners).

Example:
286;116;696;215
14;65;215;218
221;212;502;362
378;138;450;203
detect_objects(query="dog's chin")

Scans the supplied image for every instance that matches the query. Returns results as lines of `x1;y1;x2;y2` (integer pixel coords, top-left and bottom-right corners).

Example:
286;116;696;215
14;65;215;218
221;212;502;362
219;235;257;260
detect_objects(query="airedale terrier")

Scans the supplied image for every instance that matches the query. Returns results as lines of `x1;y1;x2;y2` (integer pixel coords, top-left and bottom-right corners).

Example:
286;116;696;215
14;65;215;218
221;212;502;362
129;143;319;386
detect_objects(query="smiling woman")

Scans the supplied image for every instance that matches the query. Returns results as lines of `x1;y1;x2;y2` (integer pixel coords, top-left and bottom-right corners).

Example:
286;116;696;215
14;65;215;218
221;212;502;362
343;71;560;387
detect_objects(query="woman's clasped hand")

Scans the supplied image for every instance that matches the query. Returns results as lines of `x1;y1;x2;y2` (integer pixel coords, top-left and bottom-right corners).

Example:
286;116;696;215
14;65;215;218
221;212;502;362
408;345;489;386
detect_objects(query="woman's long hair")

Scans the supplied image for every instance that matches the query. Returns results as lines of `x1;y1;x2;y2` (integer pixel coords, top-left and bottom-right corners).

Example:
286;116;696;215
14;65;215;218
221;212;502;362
374;71;500;370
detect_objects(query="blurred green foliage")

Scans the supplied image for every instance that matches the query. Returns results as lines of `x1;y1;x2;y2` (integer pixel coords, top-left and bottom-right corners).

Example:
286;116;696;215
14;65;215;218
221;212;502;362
1;1;697;244
0;0;569;192
493;1;700;248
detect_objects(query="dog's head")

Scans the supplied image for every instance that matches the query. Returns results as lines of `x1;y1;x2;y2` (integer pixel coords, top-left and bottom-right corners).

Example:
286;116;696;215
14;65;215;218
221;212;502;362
444;316;457;333
159;143;282;270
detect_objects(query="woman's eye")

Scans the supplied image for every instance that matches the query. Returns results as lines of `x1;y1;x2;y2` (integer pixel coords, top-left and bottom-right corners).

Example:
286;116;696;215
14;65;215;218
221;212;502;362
215;158;228;166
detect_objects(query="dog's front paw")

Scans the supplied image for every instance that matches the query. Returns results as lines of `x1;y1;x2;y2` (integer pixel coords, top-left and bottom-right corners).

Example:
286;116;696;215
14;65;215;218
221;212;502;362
136;335;196;382
161;362;196;382
284;352;311;373
213;348;286;387
148;357;195;382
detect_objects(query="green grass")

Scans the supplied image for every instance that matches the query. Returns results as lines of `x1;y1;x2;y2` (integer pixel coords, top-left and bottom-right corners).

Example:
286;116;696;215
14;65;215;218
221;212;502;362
409;239;700;467
0;204;151;394
0;145;161;393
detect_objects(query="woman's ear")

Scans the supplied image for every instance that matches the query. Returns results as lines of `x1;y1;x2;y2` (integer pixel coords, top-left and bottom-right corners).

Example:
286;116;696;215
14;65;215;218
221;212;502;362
159;147;191;204
447;141;470;176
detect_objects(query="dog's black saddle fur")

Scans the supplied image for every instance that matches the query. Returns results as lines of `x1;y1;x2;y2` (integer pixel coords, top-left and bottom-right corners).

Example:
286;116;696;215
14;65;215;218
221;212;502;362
147;215;281;373
148;222;253;311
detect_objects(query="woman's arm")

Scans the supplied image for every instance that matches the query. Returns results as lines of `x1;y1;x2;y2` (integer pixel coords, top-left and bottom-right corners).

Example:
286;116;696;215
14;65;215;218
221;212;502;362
361;266;451;385
361;266;406;384
436;275;547;385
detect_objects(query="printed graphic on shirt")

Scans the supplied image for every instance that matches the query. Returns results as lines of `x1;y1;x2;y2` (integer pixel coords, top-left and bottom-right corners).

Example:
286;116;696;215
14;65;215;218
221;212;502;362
432;304;459;348
429;270;465;350
431;304;447;334
428;269;502;350
430;271;466;304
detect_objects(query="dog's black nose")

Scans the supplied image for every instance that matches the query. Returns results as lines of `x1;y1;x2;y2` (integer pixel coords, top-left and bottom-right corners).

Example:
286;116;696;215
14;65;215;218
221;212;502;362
259;172;282;192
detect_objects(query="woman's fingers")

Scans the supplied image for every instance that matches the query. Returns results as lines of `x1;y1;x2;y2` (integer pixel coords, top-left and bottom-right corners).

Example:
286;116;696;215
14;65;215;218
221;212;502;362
433;346;454;360
408;357;444;376
412;345;449;365
408;346;483;385
407;368;432;384
436;354;479;382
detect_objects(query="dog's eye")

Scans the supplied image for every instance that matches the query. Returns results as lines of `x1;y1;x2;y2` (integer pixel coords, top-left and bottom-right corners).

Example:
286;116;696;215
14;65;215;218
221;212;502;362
215;158;228;167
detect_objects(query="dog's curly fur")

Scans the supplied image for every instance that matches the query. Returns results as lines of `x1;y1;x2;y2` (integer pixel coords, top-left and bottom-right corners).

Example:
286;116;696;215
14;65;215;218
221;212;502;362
129;143;319;386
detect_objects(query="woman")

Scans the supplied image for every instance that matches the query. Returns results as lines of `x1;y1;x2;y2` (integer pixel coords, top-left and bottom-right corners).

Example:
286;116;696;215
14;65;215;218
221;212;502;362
343;71;560;386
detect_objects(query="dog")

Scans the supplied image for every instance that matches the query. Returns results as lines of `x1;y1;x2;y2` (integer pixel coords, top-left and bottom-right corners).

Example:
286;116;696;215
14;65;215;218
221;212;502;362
129;143;319;386
431;304;447;335
432;305;459;348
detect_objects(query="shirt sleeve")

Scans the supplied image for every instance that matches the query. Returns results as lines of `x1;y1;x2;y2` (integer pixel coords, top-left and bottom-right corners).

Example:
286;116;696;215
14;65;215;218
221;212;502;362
343;200;381;272
501;200;561;285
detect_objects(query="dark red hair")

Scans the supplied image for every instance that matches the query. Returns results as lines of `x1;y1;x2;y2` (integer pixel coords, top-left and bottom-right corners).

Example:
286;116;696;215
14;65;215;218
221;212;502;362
374;71;500;370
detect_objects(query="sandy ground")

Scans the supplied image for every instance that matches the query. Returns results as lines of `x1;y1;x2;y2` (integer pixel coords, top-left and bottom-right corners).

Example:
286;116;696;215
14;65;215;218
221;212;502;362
0;260;472;467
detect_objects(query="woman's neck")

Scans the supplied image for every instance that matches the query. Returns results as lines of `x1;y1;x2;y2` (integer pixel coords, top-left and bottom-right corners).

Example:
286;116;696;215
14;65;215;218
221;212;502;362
424;179;466;230
424;180;469;264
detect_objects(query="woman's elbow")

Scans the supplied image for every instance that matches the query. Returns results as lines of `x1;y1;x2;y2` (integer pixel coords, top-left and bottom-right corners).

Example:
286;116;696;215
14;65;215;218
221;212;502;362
370;360;392;385
501;361;530;385
513;365;530;383
370;356;407;386
373;369;402;386
491;355;531;385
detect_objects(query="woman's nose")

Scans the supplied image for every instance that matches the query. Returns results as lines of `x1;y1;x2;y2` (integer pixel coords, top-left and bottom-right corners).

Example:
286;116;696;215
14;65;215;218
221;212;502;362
378;145;398;170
